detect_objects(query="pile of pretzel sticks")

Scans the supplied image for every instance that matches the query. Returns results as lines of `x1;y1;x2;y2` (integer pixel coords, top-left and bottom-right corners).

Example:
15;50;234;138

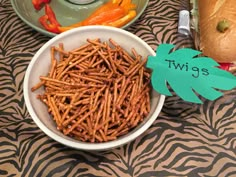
32;38;151;142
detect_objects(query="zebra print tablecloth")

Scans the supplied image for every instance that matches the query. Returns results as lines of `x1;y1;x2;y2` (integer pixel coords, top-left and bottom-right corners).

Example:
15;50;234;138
1;0;236;176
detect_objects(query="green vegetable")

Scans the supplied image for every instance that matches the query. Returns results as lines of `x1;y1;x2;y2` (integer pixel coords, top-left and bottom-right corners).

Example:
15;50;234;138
217;20;230;33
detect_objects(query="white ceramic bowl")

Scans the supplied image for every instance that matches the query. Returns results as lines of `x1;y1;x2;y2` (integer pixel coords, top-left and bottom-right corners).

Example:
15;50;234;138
23;26;165;151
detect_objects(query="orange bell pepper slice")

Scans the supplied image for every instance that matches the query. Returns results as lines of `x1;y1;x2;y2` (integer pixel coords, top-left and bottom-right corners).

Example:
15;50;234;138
106;10;136;28
82;6;126;25
58;2;127;32
88;2;120;18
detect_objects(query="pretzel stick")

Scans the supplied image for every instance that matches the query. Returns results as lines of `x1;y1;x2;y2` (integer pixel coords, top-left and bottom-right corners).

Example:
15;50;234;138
131;48;139;60
61;92;79;123
146;92;151;114
69;72;104;84
62;105;89;127
99;129;107;142
126;57;148;77
64;107;97;135
95;116;112;131
93;86;105;109
91;59;104;68
40;76;71;85
93;100;105;140
87;72;110;77
101;87;109;130
131;114;141;128
117;127;129;136
50;47;56;64
69;48;99;68
86;75;112;82
122;53;135;65
73;98;90;106
112;80;118;122
107;48;118;74
50;96;63;128
54;46;69;56
70;39;99;53
97;50;113;72
116;83;133;109
95;133;103;142
130;100;142;126
114;61;127;74
88;55;98;67
58;43;65;62
47;95;61;128
46;93;74;97
87;38;106;48
116;77;130;105
106;136;117;141
31;81;45;91
49;59;57;78
138;67;144;91
104;91;112;135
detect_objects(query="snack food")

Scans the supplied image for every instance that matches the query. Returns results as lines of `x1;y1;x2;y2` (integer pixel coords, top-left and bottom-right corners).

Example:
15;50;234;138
32;38;151;143
190;0;236;70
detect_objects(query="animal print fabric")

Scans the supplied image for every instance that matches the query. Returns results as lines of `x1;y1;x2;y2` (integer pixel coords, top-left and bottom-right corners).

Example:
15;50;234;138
0;0;236;176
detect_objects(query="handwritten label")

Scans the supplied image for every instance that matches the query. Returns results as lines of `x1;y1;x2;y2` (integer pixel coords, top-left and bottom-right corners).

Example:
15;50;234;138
165;59;209;78
146;44;236;104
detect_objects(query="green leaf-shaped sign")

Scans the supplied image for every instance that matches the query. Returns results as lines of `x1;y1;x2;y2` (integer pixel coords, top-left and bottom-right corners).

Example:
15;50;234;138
147;44;236;104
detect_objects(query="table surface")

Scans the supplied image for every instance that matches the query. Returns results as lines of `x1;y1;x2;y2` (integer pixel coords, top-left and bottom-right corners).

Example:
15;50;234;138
1;0;236;177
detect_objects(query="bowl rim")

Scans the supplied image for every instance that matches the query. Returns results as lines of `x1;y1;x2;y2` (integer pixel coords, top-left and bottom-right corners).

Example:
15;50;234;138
11;0;150;37
23;26;165;151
